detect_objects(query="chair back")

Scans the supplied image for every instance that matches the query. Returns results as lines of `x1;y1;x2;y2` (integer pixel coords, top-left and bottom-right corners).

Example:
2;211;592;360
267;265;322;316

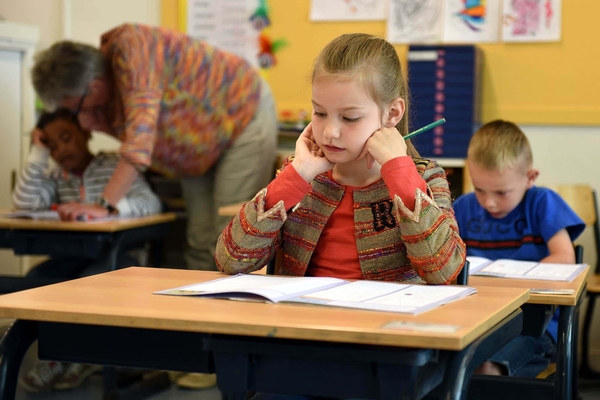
575;244;584;264
546;184;600;273
456;260;469;285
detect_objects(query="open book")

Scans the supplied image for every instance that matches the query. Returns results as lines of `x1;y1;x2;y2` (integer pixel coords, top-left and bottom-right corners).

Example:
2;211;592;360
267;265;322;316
468;256;587;282
3;210;60;220
155;274;477;315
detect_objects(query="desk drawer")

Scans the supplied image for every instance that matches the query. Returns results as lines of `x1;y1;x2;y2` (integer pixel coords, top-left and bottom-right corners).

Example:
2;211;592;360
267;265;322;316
205;335;447;399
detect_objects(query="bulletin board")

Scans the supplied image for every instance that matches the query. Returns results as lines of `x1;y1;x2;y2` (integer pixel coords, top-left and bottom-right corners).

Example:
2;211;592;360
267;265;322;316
161;0;600;126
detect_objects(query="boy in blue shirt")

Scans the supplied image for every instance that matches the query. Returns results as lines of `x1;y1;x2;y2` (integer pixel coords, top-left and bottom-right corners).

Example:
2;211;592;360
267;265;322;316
453;119;585;377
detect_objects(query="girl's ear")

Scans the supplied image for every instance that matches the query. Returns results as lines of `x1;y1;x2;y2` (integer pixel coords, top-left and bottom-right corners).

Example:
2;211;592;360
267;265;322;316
384;98;405;128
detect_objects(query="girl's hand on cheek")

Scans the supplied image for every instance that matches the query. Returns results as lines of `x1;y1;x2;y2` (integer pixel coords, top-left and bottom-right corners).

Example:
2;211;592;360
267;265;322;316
292;123;334;182
358;126;408;169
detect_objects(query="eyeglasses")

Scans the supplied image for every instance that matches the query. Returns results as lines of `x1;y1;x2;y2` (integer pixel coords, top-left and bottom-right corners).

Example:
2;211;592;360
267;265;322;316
73;88;88;116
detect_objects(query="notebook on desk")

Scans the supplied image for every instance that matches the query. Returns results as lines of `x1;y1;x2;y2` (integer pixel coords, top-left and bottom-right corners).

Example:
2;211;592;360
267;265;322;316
3;210;60;220
468;256;587;282
155;274;478;315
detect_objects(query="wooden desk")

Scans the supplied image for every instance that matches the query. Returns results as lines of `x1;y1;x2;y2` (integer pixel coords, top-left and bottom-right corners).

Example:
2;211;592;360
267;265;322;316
0;267;529;400
464;267;590;400
0;212;176;271
218;202;245;217
0;211;176;232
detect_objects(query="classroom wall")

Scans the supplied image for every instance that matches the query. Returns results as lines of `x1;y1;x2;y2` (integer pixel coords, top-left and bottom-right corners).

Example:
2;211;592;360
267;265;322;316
0;0;161;153
203;0;600;126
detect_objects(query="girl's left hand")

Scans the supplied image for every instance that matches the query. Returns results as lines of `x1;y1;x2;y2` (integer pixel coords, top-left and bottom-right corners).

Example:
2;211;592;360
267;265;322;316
358;126;408;169
57;202;110;221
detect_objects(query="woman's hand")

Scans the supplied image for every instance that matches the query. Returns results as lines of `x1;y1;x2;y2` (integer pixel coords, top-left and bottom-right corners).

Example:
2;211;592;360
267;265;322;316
291;123;334;182
30;128;47;149
358;126;408;169
57;202;110;221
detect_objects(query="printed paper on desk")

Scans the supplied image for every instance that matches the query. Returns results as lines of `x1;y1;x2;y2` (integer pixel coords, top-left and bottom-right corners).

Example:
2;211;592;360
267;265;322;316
156;274;478;315
4;210;60;220
292;280;477;314
468;257;587;282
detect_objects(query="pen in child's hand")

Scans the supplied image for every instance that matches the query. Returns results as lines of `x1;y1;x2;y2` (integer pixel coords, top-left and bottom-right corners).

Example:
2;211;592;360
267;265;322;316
404;118;446;140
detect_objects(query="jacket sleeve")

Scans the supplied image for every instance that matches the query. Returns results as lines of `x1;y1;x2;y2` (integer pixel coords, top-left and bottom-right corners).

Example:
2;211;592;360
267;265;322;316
103;25;162;172
11;146;57;210
392;159;466;284
115;174;162;217
215;189;288;275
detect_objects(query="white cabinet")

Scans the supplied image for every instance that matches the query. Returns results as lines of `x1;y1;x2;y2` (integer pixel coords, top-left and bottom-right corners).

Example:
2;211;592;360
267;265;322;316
0;21;39;275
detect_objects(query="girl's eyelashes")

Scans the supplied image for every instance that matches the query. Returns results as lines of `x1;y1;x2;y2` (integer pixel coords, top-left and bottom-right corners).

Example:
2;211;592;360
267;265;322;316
312;111;360;123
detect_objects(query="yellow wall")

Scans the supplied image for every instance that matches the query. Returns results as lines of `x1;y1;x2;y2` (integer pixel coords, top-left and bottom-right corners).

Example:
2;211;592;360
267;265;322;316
162;0;600;126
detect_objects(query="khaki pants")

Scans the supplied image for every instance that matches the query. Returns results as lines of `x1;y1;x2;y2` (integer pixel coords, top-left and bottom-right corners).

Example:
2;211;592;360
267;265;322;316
180;79;278;270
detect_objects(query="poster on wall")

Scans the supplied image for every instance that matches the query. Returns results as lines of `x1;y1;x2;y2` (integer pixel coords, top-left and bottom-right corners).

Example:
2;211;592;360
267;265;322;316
442;0;502;43
386;0;443;43
310;0;387;21
502;0;562;42
187;0;260;67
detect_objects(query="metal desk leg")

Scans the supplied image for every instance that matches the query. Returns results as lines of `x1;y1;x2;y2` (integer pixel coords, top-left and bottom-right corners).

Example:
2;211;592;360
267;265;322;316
0;320;39;400
556;304;575;400
572;299;581;400
436;309;523;400
557;290;583;400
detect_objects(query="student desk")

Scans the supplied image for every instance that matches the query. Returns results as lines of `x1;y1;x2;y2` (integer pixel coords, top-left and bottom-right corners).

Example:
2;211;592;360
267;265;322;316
467;267;590;400
0;267;529;400
0;212;176;275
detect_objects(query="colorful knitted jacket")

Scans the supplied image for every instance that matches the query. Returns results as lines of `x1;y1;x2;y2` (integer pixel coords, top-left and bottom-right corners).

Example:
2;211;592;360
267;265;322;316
216;157;466;284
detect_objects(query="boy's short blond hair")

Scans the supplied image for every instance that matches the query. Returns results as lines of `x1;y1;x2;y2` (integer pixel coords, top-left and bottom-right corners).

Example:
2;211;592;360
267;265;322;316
467;120;533;172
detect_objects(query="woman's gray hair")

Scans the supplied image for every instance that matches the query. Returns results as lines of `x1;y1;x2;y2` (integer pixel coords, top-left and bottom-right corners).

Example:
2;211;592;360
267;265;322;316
31;41;105;111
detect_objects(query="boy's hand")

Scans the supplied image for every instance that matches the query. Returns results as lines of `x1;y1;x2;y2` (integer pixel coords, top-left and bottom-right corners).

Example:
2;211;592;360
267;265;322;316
30;128;47;149
57;203;109;221
358;126;408;169
292;123;334;182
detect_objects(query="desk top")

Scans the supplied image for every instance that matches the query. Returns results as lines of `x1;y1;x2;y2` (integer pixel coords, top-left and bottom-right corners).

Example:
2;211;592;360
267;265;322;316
0;211;176;232
0;267;529;351
469;265;589;306
218;202;245;217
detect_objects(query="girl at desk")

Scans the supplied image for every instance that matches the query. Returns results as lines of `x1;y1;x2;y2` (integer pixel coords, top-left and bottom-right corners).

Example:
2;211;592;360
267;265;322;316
216;33;466;285
12;108;161;393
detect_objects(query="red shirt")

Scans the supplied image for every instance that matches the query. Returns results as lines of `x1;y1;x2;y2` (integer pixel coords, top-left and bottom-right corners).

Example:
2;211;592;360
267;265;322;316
265;157;427;279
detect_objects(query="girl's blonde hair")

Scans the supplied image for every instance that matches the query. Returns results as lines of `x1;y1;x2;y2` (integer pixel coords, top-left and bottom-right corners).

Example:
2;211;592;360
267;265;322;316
312;33;419;158
468;120;533;172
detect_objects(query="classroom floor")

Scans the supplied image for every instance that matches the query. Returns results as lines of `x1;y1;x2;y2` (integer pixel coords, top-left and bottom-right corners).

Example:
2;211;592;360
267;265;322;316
15;371;223;399
11;374;600;399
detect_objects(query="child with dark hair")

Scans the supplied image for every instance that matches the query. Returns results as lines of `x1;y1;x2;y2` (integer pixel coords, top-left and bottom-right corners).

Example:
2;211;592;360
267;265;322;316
13;108;161;392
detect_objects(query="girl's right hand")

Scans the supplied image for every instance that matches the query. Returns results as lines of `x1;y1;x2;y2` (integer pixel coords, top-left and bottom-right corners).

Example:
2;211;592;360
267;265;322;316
292;123;334;182
31;128;47;149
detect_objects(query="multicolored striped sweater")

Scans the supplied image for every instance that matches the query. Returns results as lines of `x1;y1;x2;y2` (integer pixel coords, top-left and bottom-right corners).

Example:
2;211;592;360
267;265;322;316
216;158;466;284
100;23;261;178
